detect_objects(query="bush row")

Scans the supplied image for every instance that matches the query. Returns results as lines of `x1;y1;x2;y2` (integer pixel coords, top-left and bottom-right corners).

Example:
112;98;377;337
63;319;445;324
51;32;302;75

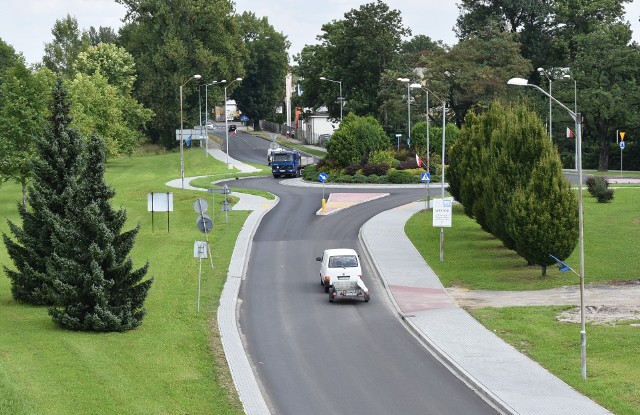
302;164;432;184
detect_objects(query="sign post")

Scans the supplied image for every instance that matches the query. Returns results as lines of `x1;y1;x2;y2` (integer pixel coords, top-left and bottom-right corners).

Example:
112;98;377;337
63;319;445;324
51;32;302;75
318;172;328;212
620;140;625;175
420;172;431;211
432;197;453;261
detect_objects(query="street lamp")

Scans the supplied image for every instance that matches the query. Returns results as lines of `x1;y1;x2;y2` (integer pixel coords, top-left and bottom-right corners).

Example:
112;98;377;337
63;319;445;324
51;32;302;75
508;77;587;380
398;78;411;148
410;83;445;212
562;74;578;170
538;68;553;141
180;74;202;189
224;77;242;168
201;80;226;158
319;77;343;122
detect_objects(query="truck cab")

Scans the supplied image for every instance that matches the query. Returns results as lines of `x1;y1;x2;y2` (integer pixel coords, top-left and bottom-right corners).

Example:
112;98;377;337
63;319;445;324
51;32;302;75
271;150;303;178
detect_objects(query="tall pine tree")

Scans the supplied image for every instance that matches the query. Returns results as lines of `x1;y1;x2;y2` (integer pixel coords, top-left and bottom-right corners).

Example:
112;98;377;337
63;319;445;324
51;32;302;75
48;132;152;331
3;78;84;305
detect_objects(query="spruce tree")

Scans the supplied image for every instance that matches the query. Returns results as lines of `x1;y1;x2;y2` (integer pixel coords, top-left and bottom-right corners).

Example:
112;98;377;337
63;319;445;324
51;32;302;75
48;133;152;331
3;78;84;305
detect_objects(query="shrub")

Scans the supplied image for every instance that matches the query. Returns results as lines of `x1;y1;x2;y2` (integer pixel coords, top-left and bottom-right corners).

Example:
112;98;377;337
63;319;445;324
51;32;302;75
366;174;381;184
335;175;354;183
352;173;368;183
388;169;419;184
302;164;318;181
398;158;420;170
369;149;396;165
362;163;389;176
344;163;362;176
394;148;411;162
586;176;614;203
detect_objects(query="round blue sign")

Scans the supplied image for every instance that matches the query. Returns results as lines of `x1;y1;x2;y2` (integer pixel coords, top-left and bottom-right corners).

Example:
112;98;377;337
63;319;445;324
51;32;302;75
318;172;328;183
620;141;625;150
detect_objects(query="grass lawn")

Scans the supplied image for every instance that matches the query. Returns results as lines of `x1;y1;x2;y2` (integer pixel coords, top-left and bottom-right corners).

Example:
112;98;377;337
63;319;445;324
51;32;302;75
0;147;254;415
406;187;640;414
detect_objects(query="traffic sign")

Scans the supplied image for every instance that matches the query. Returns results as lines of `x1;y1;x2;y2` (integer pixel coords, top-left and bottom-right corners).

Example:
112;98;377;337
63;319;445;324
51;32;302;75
193;198;208;214
196;214;213;233
620;141;626;150
620;131;626;141
421;172;431;183
318;172;328;183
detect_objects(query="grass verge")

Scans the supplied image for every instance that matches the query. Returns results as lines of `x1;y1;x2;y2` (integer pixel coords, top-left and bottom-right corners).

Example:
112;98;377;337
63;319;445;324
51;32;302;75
406;187;640;414
0;148;247;414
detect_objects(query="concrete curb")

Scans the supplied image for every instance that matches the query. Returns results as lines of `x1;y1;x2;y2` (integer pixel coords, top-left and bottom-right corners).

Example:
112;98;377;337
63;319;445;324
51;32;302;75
217;196;279;415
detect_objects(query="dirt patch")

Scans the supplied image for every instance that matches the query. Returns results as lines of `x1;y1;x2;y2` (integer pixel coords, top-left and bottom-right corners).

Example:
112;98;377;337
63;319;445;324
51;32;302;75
557;305;640;326
446;282;640;325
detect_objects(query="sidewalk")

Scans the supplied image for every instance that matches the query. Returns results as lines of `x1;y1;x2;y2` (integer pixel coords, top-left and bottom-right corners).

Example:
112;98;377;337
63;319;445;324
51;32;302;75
359;202;612;415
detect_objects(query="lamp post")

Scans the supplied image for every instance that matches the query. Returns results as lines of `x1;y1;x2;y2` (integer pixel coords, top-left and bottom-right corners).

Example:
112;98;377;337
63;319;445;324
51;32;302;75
563;74;578;170
410;83;444;211
410;83;446;256
538;68;553;141
398;78;411;148
202;80;225;158
224;77;242;168
319;77;343;122
180;74;202;189
508;77;586;380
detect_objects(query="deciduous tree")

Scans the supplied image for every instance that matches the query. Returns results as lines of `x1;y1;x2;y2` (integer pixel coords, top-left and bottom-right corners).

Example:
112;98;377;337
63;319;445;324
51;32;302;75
233;12;290;131
0;56;55;203
117;0;247;148
325;113;390;167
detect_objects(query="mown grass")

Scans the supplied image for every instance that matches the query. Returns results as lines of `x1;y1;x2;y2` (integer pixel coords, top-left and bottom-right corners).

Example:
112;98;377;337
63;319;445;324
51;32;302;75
0;147;250;415
469;307;640;415
406;188;640;290
406;187;640;414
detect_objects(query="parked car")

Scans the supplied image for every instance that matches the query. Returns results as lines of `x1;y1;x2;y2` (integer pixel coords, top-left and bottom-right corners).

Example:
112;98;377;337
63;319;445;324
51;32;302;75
228;124;237;132
316;248;370;302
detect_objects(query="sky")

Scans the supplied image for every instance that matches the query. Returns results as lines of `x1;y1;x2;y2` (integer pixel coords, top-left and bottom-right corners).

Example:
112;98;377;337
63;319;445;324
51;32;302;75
2;0;640;66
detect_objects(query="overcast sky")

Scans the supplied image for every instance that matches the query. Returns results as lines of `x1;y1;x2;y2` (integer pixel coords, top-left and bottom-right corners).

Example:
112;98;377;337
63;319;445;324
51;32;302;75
2;0;640;66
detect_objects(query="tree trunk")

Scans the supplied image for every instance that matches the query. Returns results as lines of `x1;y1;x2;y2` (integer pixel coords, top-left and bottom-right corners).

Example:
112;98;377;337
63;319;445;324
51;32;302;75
541;265;547;277
596;122;610;171
253;119;261;131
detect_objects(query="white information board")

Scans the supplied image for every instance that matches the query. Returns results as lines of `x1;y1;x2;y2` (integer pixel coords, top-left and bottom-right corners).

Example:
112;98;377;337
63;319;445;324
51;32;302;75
432;197;453;228
147;192;174;212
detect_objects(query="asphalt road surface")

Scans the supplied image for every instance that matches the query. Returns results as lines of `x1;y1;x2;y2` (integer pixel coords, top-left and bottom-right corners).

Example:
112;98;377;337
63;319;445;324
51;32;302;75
227;174;500;415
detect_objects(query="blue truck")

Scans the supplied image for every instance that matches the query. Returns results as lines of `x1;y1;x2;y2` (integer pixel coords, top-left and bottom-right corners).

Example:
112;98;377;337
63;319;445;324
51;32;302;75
270;150;313;178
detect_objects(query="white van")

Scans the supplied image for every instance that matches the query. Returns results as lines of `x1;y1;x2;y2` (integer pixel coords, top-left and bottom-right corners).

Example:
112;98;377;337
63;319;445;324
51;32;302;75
316;248;370;302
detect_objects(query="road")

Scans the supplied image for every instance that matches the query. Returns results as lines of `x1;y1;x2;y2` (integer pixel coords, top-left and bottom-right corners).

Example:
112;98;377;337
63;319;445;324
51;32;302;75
222;131;500;414
211;122;320;167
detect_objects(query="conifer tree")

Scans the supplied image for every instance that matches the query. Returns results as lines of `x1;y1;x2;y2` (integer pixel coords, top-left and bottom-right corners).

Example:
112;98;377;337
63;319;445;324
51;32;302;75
48;133;152;331
3;78;84;305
